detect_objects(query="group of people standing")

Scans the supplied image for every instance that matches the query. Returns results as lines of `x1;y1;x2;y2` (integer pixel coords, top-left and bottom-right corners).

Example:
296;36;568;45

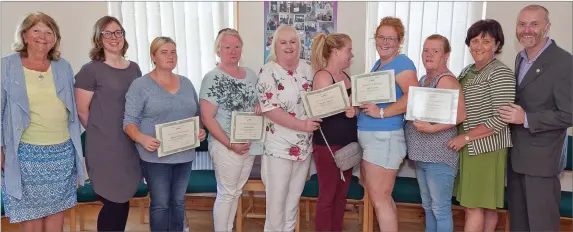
1;4;570;232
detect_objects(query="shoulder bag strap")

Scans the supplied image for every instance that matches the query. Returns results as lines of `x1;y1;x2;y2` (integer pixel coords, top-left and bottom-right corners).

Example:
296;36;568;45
318;127;346;182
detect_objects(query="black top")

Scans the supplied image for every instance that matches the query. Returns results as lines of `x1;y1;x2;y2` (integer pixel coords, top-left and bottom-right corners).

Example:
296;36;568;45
312;70;358;146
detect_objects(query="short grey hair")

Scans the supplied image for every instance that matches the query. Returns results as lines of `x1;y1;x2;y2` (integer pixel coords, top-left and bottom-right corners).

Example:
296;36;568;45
520;4;550;23
267;25;301;63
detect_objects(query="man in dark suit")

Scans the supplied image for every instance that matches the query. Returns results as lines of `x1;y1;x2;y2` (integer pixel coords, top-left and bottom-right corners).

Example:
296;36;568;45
498;4;572;231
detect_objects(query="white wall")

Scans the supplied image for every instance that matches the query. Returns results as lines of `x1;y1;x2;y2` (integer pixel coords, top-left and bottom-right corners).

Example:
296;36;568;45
485;1;573;69
238;1;572;73
1;2;108;73
238;1;367;76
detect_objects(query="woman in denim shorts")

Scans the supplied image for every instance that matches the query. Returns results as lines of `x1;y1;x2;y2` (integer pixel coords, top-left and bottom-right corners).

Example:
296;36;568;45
357;16;418;232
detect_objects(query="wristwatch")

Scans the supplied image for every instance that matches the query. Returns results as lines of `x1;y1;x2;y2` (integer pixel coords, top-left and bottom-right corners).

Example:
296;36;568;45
464;134;470;141
379;107;385;119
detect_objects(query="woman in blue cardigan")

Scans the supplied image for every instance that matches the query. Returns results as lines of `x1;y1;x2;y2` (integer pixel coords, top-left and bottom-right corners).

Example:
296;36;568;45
1;12;85;231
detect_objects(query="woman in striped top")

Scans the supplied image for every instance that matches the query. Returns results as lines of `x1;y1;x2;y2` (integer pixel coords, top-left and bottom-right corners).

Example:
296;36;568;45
447;19;516;232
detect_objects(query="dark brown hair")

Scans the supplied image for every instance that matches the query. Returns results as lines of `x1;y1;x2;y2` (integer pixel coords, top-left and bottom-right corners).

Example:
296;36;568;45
425;34;451;54
89;16;129;61
465;19;505;54
13;12;62;60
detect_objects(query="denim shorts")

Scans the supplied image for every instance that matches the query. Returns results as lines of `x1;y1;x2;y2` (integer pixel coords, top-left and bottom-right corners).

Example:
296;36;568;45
358;129;407;170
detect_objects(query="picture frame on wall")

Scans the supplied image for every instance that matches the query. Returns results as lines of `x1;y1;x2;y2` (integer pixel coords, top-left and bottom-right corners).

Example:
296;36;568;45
263;1;338;64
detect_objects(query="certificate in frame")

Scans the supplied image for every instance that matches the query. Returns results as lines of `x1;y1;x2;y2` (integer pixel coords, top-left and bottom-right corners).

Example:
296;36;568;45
301;81;350;119
230;112;267;143
155;116;200;157
351;70;396;106
405;86;459;125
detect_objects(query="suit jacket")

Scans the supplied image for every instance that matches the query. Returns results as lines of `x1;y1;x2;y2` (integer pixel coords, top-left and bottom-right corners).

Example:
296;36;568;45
510;40;573;177
1;53;85;199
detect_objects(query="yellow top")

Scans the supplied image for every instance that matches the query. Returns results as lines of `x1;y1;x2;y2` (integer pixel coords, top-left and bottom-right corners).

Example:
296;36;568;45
20;66;70;145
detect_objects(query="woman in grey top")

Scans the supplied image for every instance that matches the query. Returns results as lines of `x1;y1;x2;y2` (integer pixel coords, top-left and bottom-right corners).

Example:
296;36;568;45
123;37;206;232
74;16;141;231
404;35;466;232
199;28;261;232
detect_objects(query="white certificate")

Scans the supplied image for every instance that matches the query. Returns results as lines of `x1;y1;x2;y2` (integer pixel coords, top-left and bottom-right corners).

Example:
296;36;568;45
230;112;266;143
405;86;459;125
155;116;200;157
351;70;396;106
301;81;350;118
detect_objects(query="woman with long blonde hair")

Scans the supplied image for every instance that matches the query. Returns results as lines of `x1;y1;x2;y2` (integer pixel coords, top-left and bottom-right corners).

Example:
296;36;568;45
309;32;357;232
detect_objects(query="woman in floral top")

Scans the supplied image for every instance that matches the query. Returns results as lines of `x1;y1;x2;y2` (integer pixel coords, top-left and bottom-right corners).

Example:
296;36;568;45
199;28;261;232
256;25;321;231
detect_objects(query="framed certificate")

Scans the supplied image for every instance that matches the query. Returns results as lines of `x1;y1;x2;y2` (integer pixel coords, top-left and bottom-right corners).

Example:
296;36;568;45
351;70;396;106
155;116;200;157
230;112;266;143
301;81;350;118
405;86;459;125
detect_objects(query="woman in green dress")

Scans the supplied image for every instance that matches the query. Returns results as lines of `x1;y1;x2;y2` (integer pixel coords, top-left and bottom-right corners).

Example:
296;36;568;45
446;19;516;232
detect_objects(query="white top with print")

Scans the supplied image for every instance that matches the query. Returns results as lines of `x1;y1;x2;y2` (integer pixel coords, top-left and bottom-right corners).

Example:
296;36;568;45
256;60;314;161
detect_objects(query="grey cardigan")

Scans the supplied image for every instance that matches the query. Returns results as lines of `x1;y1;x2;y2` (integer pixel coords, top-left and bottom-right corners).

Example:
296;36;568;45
1;53;85;199
457;58;516;155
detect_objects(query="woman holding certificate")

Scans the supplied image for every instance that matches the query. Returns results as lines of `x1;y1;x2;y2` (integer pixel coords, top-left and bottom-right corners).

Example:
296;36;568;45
1;12;85;230
199;28;261;231
75;16;142;231
448;19;515;232
256;25;320;231
357;17;419;232
123;37;206;231
309;32;357;232
404;34;466;232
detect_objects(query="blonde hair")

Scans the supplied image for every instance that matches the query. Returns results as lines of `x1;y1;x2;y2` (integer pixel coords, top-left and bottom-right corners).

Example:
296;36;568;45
89;16;129;61
150;36;176;64
375;16;406;45
310;33;351;71
12;12;61;60
267;25;301;63
214;28;243;55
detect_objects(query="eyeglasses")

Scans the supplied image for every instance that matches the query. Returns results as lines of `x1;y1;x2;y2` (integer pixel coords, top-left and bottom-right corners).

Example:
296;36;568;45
101;30;124;39
375;35;398;43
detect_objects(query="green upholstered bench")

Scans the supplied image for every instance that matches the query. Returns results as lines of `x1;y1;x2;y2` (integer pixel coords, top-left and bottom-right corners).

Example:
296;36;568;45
393;177;422;204
301;174;364;200
561;191;572;218
196;128;210;152
186;128;216;194
76;179;148;203
186;170;217;194
300;173;367;225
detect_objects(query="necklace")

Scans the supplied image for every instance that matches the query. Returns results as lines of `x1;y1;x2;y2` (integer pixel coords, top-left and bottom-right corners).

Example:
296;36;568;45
38;73;45;81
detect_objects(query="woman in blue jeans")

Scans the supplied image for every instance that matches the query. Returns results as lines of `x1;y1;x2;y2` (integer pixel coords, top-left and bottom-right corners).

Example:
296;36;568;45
404;34;466;232
123;37;206;231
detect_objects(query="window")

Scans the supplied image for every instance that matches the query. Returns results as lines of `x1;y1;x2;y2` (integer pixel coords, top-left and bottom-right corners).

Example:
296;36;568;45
108;2;235;92
365;2;486;77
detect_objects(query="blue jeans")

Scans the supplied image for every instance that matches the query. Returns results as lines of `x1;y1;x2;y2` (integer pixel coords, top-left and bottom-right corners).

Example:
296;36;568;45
141;160;193;232
415;161;456;232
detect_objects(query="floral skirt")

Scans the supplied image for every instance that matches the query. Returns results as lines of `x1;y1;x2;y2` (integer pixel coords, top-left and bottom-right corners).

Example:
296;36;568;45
2;139;77;223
